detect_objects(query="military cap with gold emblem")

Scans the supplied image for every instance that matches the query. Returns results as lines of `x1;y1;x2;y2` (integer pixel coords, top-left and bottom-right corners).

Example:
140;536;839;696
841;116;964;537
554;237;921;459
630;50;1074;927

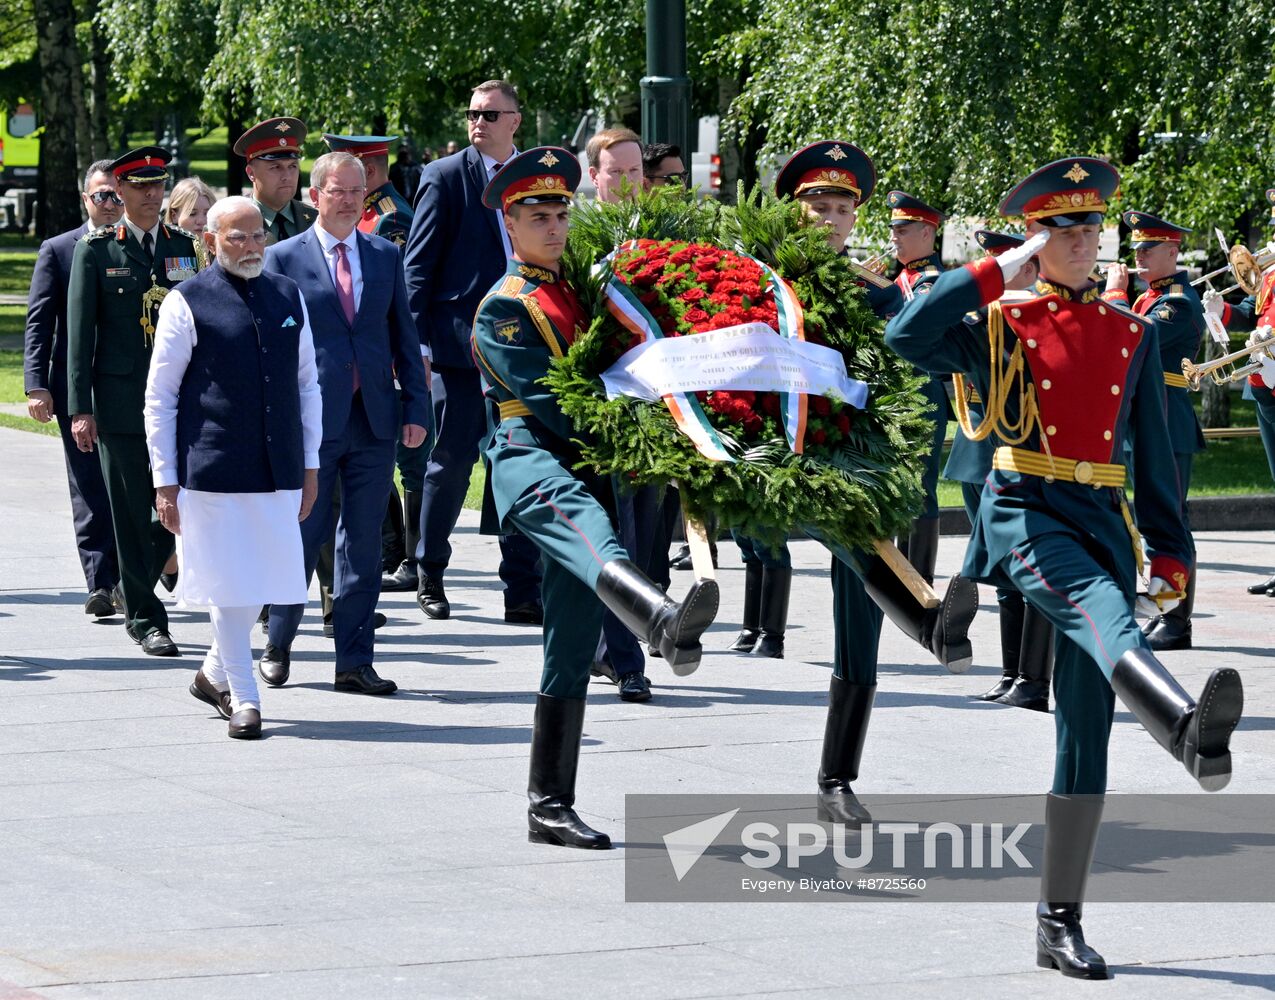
886;190;944;228
482;146;580;211
234;117;307;161
974;229;1026;257
774;140;876;205
999;156;1119;227
321;133;398;158
1265;188;1275;227
1122;210;1190;249
110;146;170;184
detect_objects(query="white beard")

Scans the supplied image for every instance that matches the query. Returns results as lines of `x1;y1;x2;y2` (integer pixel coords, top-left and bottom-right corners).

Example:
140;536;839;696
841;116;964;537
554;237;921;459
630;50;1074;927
219;249;264;279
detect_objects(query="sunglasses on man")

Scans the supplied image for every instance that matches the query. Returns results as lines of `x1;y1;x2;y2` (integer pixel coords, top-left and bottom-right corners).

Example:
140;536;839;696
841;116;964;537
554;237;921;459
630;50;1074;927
87;190;124;206
465;109;518;123
646;171;690;186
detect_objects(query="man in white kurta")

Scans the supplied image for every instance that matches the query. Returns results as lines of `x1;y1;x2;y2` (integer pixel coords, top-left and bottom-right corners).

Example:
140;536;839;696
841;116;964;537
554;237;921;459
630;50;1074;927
144;196;322;739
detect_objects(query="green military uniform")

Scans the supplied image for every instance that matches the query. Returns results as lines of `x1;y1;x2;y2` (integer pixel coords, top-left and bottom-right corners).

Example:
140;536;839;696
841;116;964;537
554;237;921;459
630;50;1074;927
66;147;201;647
886;157;1243;981
360;182;413;248
473;148;717;852
234;117;315;246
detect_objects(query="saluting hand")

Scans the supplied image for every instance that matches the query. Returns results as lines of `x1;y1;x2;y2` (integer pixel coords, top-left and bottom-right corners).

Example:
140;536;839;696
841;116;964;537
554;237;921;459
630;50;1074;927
156;485;180;536
299;468;319;522
997;230;1050;282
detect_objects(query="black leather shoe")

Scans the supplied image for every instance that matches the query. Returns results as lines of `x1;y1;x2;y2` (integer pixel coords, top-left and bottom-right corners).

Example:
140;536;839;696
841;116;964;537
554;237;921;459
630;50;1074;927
977;676;1015;701
334;664;397;695
1247;573;1275;595
323;612;386;639
669;544;693;570
159;571;178;593
84;588;117;617
417;577;450;620
381;560;417;591
189;668;231;720
141;630;179;657
504;602;544;626
228;708;262;740
1145;614;1192;651
618;672;652;702
259;644;290;687
995;677;1050;712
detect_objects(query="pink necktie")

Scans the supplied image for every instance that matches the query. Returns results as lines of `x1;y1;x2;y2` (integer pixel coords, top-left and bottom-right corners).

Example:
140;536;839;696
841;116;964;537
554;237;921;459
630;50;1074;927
335;242;360;391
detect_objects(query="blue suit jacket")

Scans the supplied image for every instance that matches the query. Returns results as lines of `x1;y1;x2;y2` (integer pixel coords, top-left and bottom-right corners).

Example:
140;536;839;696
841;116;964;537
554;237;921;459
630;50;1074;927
403;145;507;369
266;227;430;443
24;223;88;415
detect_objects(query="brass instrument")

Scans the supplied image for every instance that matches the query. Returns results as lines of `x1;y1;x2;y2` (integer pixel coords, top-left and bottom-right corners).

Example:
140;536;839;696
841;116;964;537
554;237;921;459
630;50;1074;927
1191;242;1275;297
1181;333;1275;389
849;241;895;288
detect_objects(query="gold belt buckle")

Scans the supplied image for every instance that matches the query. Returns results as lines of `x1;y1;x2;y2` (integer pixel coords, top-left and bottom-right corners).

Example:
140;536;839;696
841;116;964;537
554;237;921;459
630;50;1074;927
1073;461;1094;485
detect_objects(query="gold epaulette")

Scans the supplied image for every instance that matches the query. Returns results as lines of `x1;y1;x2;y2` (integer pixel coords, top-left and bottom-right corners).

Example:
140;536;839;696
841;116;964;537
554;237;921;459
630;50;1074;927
378;196;395;214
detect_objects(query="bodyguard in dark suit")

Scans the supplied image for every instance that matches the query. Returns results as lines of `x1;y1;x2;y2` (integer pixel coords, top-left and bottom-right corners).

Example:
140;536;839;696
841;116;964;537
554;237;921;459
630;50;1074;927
23;159;121;616
260;151;431;695
67;148;201;656
403;78;542;623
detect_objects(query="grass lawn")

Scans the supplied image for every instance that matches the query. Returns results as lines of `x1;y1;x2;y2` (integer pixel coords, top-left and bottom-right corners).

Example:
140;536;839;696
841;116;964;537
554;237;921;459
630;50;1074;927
0;251;36;296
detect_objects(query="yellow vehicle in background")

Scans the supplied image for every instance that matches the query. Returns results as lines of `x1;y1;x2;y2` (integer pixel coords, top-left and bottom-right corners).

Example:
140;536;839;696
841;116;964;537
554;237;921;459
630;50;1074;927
0;102;39;188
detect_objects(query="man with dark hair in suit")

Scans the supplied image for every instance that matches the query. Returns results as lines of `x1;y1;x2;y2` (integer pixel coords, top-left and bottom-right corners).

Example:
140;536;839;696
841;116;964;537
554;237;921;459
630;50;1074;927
259;151;431;695
403;78;542;625
24;159;122;617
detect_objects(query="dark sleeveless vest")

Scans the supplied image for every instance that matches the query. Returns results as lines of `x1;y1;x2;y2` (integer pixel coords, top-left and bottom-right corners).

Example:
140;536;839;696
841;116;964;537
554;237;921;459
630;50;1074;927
175;262;306;492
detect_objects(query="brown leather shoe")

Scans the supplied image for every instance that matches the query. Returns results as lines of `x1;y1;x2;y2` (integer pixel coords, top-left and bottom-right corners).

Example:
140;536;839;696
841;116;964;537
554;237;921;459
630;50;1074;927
228;708;262;740
189;669;231;720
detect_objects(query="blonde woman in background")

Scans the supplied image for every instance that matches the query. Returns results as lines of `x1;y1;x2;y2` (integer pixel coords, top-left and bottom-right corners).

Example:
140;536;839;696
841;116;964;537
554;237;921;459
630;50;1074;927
156;175;217;593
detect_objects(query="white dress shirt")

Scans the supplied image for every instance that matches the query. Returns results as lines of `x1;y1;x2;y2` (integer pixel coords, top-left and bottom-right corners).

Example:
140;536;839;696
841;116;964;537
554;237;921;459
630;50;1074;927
145;286;323;487
481;148;517;259
313;223;364;312
123;216;161;251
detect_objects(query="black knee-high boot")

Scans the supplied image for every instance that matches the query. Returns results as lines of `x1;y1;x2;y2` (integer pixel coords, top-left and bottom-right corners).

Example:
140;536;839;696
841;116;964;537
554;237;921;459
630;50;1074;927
730;561;762;652
595;560;719;675
996;604;1054;712
1036;793;1110;979
1110;649;1243;790
753;566;792;659
816;676;875;826
978;593;1023;700
527;694;611;850
859;554;978;673
905;517;941;585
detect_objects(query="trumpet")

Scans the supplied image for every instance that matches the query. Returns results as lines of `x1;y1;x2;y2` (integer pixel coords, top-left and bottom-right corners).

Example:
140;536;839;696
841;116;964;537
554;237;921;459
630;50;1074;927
848;241;895;289
1191;242;1275;297
1181;333;1275;390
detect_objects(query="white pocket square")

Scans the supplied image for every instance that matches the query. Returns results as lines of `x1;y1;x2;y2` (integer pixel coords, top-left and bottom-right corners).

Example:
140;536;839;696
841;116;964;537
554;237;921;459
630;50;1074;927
282;315;298;328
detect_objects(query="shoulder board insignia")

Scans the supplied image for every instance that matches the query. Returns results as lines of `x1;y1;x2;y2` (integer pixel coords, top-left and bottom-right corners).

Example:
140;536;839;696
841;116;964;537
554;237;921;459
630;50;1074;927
497;275;527;296
1169;284;1184;296
378;196;395;214
86;224;115;241
168;224;199;244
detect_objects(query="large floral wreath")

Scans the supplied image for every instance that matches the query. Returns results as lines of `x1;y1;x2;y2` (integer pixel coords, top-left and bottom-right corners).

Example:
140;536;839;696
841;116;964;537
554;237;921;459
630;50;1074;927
545;188;935;553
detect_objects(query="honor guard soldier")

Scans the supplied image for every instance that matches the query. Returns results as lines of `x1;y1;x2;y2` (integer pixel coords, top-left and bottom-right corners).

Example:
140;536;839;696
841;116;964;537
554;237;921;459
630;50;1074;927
885;190;947;584
951;230;1054;711
66;146;202;656
1205;188;1275;596
234;117;317;244
886;157;1244;979
1103;211;1205;650
472;148;720;850
321;133;427;592
773;142;978;830
322;133;414;248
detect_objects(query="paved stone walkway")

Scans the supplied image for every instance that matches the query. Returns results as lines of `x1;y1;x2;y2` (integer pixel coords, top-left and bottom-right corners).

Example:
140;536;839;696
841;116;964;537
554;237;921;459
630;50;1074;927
1;425;1272;998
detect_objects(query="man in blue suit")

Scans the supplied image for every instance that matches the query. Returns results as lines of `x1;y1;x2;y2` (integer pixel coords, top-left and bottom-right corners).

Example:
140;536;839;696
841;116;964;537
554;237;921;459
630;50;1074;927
260;151;431;695
24;160;122;616
403;78;542;624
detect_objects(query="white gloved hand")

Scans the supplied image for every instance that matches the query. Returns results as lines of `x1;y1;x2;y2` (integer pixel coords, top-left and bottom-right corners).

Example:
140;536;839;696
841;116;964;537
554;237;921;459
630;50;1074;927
1203;288;1224;318
1249;326;1275;387
997;229;1051;283
1136;576;1182;616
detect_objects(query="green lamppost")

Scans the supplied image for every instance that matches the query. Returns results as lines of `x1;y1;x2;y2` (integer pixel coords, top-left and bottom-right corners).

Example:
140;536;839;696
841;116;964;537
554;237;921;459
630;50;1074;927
641;0;692;157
